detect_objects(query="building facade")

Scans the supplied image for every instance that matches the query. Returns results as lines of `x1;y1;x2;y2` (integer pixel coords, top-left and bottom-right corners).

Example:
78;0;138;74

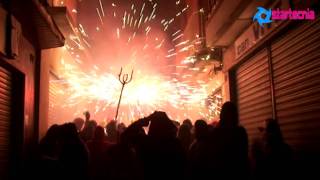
181;0;320;171
0;0;80;178
225;0;320;170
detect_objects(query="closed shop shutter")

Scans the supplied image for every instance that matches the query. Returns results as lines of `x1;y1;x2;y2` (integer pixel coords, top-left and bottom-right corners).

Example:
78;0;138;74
0;65;12;179
271;19;320;154
48;73;61;127
235;49;273;146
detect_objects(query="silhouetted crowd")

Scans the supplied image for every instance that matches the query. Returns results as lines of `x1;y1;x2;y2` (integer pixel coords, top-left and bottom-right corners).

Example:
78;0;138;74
37;102;293;180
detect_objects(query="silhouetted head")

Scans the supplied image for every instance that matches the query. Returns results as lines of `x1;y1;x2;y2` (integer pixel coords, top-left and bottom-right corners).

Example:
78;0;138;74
80;120;98;142
177;124;192;140
89;120;97;128
73;117;85;132
172;120;181;129
265;118;283;144
40;124;61;157
194;119;208;140
182;119;193;129
106;120;117;137
93;126;105;141
60;123;80;143
219;101;239;128
43;124;60;143
84;111;90;121
148;111;177;138
117;123;126;134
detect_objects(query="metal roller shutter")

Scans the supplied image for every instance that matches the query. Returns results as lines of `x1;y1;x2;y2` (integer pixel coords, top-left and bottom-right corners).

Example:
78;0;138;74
236;49;273;146
48;73;61;127
0;65;12;179
271;19;320;154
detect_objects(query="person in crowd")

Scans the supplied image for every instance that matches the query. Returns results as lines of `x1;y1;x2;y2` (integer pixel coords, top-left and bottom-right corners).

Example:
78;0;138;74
252;118;292;180
59;123;89;180
182;119;193;130
188;119;210;180
37;106;256;180
106;120;118;144
122;111;187;180
101;129;143;180
251;123;266;179
73;117;85;132
86;126;112;180
172;120;181;129
117;122;127;138
38;124;63;180
80;120;97;142
84;111;91;121
209;101;249;179
39;124;61;159
190;119;209;147
81;111;97;141
177;123;193;153
83;111;91;128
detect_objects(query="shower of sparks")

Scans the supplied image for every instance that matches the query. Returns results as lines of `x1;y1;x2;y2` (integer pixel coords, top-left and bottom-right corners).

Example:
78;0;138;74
122;11;127;28
145;26;151;35
140;3;145;15
96;8;104;24
51;0;222;125
82;38;91;48
182;5;189;13
175;40;189;47
116;28;120;39
78;24;88;37
155;39;165;49
52;63;211;124
172;33;184;42
168;48;175;53
98;0;105;17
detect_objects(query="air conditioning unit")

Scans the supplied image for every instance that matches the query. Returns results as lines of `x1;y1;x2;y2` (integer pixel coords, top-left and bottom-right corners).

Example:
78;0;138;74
0;8;21;58
8;15;21;59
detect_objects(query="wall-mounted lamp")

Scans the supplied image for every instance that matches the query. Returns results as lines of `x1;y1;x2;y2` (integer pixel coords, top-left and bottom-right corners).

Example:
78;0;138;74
208;63;223;76
194;46;222;62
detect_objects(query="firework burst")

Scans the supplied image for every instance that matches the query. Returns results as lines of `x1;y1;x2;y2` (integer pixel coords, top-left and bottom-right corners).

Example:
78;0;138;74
50;0;221;126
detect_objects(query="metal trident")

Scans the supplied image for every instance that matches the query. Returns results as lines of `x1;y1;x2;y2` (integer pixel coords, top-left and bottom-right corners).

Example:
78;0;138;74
115;67;134;121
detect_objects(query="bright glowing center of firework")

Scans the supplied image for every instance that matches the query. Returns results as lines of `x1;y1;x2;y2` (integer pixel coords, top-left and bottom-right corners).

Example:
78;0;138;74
52;63;212;123
62;69;206;108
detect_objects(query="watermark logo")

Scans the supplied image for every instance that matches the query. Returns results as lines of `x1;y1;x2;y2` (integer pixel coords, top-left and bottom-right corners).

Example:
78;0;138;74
253;7;273;27
253;6;316;27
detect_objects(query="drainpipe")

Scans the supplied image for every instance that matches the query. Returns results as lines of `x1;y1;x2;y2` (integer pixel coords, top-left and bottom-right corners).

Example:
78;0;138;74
198;1;206;49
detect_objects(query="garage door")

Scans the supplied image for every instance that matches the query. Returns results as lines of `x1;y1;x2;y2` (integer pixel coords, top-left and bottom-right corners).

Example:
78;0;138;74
49;73;59;127
0;65;12;179
271;19;320;153
235;49;273;146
